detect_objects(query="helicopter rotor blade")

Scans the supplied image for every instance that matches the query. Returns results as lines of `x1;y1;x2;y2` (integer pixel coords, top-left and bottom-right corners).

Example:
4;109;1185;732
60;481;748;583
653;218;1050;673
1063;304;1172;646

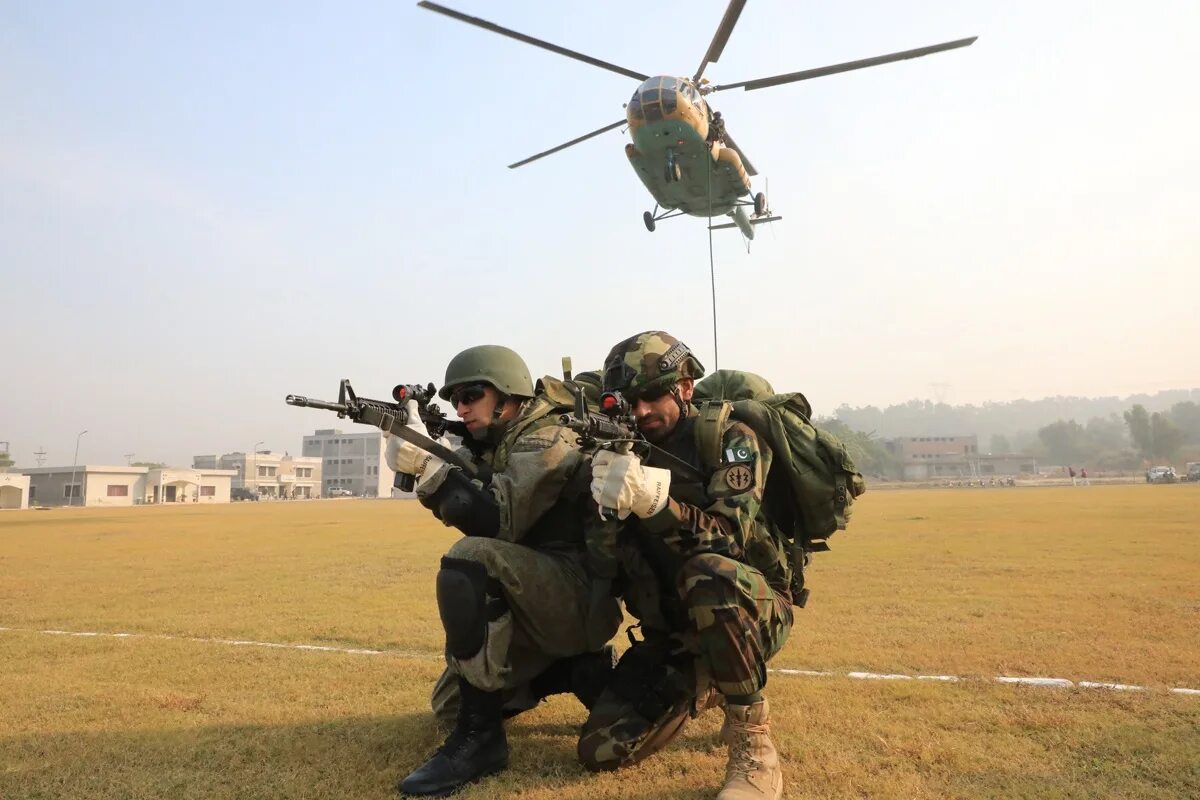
417;2;649;82
709;36;977;93
692;0;748;84
508;119;627;169
721;129;757;177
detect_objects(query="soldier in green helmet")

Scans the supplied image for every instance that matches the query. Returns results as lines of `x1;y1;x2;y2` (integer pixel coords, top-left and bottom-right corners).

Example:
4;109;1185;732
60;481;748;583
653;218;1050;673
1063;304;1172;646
386;345;623;797
578;331;793;800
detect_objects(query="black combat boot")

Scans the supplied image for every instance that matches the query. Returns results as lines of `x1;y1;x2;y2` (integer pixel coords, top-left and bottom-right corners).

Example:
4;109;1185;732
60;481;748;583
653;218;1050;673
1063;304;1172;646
529;646;617;710
398;679;508;797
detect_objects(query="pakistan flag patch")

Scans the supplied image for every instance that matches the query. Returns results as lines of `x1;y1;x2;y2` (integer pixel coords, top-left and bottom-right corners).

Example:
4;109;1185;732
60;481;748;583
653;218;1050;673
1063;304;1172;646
724;446;753;463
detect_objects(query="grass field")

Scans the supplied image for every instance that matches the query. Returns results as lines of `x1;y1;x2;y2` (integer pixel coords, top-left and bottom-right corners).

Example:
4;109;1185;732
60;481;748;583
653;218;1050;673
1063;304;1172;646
2;485;1198;799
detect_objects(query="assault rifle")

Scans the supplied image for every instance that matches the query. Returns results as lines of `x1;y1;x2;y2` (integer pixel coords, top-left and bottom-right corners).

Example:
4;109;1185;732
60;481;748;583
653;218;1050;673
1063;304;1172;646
286;379;476;492
559;389;641;456
559;384;705;517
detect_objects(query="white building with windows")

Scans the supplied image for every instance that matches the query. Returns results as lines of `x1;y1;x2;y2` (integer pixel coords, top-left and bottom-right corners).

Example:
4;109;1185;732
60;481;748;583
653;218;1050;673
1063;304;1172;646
302;429;392;497
193;452;322;499
21;466;236;507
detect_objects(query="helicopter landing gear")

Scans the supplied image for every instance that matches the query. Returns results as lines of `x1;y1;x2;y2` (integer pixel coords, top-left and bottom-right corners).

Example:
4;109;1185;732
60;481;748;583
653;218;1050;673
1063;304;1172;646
754;191;767;217
643;211;656;232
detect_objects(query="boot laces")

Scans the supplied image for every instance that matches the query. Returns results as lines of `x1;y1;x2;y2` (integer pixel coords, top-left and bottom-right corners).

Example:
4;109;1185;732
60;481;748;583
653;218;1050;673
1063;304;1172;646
437;719;472;758
727;720;770;778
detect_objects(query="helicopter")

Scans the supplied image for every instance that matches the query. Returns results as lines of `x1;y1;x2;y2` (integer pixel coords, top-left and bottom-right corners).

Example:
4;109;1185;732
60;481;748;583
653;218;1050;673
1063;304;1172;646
418;1;976;239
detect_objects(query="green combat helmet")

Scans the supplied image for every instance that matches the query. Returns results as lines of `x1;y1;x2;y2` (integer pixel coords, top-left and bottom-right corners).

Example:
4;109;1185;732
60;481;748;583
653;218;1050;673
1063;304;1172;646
439;345;535;401
602;331;705;400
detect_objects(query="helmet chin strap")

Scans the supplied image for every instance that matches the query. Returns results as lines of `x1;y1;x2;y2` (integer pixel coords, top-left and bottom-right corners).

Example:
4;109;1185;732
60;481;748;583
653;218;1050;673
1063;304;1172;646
492;393;509;422
469;393;512;443
669;384;687;417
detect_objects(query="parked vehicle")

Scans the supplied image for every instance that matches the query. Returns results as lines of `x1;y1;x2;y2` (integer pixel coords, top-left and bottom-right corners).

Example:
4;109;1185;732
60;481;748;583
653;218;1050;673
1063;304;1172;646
231;487;261;501
1184;462;1200;482
1146;466;1178;484
327;487;355;497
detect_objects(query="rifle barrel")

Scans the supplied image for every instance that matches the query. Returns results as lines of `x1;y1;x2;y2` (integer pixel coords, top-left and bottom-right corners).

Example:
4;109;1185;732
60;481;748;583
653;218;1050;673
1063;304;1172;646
285;395;348;413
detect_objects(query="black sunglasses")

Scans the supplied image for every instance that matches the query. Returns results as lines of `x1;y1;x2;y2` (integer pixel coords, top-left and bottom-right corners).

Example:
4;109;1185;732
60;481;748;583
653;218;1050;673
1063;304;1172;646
449;383;489;407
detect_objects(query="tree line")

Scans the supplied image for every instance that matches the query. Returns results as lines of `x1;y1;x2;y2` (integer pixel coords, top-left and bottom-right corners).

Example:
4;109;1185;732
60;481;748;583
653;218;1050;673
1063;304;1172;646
827;389;1200;474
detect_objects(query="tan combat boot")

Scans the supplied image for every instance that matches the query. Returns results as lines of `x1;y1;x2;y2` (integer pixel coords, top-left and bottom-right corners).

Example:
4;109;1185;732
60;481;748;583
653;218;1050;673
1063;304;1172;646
717;699;783;800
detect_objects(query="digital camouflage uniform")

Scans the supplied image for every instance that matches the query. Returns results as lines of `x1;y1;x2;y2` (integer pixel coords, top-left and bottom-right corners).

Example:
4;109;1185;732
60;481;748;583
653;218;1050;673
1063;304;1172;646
578;334;794;772
423;378;624;725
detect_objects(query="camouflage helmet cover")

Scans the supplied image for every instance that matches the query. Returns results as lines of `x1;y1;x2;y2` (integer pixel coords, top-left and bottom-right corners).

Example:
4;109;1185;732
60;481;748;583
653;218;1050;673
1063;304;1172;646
602;331;705;398
439;345;535;401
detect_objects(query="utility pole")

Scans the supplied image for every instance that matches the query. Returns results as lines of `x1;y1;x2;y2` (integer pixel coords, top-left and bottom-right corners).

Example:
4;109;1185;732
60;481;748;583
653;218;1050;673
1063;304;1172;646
69;430;88;507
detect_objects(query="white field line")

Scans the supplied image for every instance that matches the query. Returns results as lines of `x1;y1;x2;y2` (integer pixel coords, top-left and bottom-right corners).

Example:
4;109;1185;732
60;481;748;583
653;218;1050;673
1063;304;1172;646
3;625;1197;696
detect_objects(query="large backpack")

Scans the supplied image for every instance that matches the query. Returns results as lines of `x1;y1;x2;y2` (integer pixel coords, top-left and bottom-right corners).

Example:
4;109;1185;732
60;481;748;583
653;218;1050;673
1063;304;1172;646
693;369;866;605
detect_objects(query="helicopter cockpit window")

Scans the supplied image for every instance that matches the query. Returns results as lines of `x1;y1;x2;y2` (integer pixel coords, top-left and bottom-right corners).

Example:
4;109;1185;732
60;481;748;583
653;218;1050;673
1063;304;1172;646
661;86;677;114
639;76;679;122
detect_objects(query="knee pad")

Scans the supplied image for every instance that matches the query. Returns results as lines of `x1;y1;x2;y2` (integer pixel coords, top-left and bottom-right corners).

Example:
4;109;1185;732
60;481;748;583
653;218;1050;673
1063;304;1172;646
436;556;507;659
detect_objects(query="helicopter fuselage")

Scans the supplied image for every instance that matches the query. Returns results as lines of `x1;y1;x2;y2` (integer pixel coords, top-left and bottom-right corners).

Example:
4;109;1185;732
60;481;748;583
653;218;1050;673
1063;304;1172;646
624;76;752;218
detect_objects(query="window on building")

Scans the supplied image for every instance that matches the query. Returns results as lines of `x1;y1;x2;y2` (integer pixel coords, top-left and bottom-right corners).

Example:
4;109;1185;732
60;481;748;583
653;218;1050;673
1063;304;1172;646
106;484;128;497
200;485;215;496
64;484;81;498
29;486;36;501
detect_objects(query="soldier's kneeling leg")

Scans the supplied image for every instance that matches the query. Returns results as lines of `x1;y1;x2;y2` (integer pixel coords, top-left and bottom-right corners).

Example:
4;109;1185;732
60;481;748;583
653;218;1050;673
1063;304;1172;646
399;558;512;796
577;640;694;772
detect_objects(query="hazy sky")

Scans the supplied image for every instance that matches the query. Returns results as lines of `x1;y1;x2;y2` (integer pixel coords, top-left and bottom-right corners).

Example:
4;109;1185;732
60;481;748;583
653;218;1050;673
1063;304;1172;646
3;1;1197;468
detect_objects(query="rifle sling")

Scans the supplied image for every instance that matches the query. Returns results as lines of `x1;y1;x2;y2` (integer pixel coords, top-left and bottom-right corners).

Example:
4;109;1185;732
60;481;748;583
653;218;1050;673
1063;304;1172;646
357;406;479;479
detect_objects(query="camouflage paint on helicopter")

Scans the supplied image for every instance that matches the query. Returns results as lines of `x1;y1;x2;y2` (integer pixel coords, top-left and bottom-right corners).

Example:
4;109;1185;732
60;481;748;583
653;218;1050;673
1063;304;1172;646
418;1;976;240
624;75;760;236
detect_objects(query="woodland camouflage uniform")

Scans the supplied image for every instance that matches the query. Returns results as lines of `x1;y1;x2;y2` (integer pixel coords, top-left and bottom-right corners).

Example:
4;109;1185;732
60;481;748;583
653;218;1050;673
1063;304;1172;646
579;332;794;793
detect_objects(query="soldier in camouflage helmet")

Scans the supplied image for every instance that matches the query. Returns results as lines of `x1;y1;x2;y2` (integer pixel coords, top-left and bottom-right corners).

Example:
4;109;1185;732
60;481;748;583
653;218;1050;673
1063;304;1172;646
580;331;793;800
386;345;623;796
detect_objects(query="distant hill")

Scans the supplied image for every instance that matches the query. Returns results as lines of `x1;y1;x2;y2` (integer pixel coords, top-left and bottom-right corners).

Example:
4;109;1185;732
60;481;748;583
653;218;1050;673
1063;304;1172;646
833;389;1200;452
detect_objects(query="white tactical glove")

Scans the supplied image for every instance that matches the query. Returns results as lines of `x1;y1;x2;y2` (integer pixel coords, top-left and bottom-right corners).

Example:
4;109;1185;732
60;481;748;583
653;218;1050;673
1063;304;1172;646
384;400;446;488
590;450;672;520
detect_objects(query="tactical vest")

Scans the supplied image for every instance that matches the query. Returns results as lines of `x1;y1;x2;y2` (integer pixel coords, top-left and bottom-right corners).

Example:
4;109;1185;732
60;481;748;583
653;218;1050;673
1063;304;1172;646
488;376;593;553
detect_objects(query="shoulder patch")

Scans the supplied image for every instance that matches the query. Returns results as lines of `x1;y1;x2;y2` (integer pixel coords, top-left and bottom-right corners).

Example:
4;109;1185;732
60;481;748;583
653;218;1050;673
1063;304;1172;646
724;463;753;491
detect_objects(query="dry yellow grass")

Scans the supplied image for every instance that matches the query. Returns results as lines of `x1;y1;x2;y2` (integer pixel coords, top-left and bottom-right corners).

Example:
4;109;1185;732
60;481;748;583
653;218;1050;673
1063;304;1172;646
2;485;1198;799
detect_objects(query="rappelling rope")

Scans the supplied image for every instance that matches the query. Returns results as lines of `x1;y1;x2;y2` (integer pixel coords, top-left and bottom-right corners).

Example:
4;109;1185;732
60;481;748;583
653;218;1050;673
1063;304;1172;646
706;143;719;371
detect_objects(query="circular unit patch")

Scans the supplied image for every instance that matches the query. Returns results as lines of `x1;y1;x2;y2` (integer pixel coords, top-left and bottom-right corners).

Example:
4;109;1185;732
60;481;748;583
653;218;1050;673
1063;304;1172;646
725;464;753;490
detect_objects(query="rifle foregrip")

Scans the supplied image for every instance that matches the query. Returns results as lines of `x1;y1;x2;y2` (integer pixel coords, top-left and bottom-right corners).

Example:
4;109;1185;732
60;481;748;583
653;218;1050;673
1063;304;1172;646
395;473;416;493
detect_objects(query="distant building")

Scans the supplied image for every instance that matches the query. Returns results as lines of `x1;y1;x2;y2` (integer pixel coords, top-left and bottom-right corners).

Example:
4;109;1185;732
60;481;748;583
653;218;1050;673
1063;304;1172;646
302;429;392;497
0;473;31;509
193;452;322;499
885;435;1038;480
21;466;236;507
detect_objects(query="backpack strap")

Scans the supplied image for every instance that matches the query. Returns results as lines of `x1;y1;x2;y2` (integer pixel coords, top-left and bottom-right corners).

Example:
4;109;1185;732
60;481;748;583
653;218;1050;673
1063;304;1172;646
693;400;733;472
